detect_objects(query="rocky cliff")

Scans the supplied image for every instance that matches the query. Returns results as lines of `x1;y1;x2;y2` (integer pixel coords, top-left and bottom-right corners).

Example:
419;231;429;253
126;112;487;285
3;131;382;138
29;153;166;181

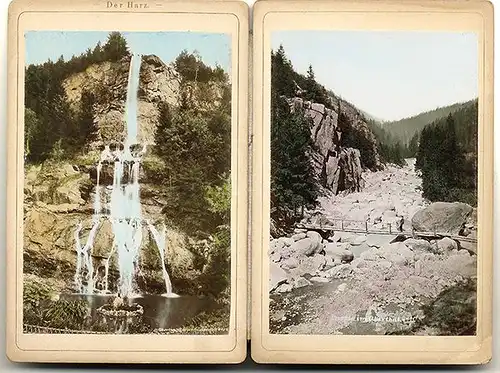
63;54;181;147
288;96;380;195
25;54;225;297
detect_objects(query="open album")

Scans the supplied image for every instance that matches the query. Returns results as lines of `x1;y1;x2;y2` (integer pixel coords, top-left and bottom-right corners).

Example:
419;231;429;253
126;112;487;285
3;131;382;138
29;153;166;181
6;0;493;365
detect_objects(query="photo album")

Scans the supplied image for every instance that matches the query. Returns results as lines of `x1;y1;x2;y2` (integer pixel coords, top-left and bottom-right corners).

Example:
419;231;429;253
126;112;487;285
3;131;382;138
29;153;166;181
6;0;494;365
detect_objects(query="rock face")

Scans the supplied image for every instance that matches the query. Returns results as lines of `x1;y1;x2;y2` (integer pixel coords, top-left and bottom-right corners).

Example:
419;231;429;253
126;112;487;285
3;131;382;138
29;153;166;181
63;54;181;147
288;97;379;194
23;161;206;295
411;202;474;235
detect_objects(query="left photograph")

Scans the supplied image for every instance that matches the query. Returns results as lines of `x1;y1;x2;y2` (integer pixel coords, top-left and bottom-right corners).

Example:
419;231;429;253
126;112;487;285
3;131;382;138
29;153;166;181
22;31;232;335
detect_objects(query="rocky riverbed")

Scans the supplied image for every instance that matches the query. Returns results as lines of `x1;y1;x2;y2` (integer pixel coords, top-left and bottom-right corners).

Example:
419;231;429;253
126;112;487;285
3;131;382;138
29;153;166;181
269;159;477;335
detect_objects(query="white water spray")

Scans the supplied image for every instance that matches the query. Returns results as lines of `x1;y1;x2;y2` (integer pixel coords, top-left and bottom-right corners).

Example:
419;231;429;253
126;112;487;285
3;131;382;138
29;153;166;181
147;221;176;296
73;54;176;297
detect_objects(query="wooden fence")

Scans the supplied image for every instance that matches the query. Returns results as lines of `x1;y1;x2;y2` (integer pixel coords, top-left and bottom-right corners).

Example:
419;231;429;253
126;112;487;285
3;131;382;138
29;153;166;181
297;218;477;244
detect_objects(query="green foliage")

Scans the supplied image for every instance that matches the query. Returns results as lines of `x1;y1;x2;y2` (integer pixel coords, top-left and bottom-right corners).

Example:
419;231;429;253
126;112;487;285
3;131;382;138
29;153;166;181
271;45;330;107
198;226;231;298
42;300;88;330
381;100;476;146
339;112;379;169
24;32;129;163
175;50;228;83
23;277;54;325
24;108;39;160
183;305;230;334
102;32;130;62
270;95;319;229
205;174;231;222
151;53;231;298
416;103;478;205
153;100;231;234
23;276;89;330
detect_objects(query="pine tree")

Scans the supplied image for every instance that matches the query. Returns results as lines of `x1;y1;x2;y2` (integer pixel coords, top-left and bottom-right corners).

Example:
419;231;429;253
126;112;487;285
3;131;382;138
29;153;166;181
103;32;129;62
271;95;318;227
77;90;98;147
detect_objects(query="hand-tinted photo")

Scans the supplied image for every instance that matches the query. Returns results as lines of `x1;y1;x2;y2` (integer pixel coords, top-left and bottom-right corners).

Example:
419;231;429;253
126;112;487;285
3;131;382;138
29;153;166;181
269;31;478;336
23;31;232;335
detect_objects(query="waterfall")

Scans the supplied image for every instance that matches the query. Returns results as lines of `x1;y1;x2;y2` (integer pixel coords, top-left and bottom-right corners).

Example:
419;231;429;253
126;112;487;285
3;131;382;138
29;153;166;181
74;220;99;294
147;221;175;296
73;53;176;298
125;53;142;146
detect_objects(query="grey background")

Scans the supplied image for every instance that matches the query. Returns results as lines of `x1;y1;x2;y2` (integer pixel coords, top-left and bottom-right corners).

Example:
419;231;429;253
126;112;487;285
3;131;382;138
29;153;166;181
0;0;498;370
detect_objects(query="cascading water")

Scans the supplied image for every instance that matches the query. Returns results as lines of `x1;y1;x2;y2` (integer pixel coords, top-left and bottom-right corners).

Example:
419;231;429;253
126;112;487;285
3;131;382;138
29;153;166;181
74;53;176;298
147;222;173;295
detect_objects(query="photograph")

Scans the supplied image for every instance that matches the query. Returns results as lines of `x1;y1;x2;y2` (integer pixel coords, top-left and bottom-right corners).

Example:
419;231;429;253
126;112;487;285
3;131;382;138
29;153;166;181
268;30;479;336
22;30;233;335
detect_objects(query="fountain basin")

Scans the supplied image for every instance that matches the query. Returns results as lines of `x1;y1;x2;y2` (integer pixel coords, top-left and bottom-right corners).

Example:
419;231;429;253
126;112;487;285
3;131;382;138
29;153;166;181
61;293;222;331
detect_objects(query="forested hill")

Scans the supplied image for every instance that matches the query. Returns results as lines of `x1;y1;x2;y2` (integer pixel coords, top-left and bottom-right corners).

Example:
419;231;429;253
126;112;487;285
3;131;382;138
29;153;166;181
380;99;477;146
416;100;478;205
270;45;395;230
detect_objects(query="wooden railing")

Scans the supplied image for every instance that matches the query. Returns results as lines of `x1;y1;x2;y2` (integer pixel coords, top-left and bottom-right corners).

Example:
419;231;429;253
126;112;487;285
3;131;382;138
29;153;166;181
296;219;477;244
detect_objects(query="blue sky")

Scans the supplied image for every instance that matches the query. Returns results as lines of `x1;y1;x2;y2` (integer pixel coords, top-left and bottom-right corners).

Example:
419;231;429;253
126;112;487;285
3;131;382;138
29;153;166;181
25;31;231;72
272;31;478;121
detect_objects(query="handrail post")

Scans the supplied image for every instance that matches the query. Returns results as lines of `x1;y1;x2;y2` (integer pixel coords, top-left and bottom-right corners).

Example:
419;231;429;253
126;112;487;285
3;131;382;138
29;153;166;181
365;221;368;233
389;223;391;234
341;220;344;230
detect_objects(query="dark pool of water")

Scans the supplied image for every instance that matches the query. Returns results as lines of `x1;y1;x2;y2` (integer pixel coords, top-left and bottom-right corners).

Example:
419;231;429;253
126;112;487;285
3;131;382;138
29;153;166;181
61;293;221;330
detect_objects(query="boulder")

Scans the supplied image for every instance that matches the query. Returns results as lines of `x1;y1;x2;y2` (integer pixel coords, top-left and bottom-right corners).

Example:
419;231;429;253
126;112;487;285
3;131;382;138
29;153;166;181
324;242;354;263
360;249;379;262
291;232;307;241
411;202;473;235
326;264;353;279
436;237;459;254
457;240;477;255
281;237;295;247
297;254;326;276
290;236;322;257
378;242;415;265
275;283;293;293
269;262;288;292
404;238;433;253
306;230;323;245
281;256;299;270
293;277;312;288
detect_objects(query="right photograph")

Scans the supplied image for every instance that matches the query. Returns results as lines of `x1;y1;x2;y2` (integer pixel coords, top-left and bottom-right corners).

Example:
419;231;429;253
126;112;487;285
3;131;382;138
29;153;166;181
269;30;478;336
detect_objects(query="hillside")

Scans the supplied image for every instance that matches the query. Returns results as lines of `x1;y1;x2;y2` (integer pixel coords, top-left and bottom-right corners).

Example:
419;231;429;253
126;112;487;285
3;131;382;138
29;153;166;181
270;45;386;231
23;33;232;304
380;100;477;146
416;100;478;205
